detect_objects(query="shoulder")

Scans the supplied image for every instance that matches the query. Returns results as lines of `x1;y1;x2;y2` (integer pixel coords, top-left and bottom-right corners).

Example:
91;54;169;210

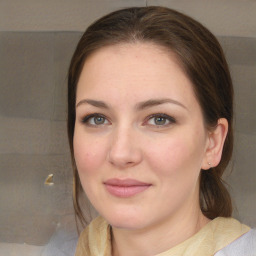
201;217;250;254
208;217;249;250
214;228;256;256
75;216;111;256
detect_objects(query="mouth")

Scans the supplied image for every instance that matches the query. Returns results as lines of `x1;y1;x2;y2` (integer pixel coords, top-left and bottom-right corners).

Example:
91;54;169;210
103;178;151;198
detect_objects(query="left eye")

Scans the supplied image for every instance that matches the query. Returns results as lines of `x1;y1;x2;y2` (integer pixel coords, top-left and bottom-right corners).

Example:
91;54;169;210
146;114;175;126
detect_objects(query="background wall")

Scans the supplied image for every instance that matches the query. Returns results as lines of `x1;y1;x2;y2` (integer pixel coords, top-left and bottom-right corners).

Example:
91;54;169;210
0;0;255;255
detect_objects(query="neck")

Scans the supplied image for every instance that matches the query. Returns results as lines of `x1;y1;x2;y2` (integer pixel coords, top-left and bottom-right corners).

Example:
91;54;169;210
111;206;210;256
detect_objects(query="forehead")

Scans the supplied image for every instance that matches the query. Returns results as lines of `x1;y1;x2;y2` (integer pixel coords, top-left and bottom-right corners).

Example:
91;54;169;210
83;42;183;76
76;43;198;109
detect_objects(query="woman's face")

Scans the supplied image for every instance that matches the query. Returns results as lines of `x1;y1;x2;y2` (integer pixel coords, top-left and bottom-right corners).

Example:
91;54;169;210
74;43;211;230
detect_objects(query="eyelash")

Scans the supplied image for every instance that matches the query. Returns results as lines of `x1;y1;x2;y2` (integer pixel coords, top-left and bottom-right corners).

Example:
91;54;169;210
144;113;176;127
81;113;176;127
81;113;109;127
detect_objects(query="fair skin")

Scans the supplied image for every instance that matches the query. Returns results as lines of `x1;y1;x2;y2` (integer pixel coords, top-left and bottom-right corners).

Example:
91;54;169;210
73;43;228;256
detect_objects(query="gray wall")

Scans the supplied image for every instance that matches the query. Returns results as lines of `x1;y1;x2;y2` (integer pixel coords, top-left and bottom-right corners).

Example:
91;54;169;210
0;1;255;255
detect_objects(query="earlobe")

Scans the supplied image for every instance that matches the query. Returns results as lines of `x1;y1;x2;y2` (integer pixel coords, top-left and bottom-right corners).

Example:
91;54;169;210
202;118;228;170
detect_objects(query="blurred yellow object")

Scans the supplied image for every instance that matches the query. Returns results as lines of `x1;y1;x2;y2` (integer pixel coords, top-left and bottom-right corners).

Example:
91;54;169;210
44;174;54;186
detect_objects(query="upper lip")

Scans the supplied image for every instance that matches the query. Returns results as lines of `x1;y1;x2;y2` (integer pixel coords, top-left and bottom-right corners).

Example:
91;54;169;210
104;178;151;187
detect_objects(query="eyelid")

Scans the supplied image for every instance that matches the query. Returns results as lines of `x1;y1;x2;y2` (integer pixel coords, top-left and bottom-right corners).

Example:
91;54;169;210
80;112;175;127
81;113;111;126
143;113;176;126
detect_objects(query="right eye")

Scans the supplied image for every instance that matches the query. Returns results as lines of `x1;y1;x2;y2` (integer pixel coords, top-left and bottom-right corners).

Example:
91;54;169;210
81;114;110;126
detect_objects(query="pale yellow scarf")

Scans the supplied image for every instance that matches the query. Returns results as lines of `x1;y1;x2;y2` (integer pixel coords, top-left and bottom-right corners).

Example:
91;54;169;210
75;216;250;256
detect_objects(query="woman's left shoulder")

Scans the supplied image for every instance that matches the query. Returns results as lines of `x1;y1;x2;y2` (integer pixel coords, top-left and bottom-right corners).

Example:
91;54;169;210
214;228;256;256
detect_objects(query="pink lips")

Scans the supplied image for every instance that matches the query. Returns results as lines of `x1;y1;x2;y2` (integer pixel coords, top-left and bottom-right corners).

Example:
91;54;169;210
104;179;151;198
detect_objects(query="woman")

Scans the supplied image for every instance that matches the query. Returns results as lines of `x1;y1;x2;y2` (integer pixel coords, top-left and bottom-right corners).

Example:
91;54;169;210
67;6;255;256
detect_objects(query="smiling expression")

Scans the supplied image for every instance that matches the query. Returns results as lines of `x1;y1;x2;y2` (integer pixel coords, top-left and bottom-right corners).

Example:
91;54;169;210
73;43;211;230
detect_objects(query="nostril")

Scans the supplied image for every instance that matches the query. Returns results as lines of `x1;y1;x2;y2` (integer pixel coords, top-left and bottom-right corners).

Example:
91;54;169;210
108;149;142;168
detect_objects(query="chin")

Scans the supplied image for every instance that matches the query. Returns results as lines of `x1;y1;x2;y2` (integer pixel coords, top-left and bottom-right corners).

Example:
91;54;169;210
109;219;145;230
101;209;147;230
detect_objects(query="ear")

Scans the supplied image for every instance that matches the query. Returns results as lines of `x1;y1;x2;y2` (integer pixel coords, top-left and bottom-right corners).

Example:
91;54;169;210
201;118;228;170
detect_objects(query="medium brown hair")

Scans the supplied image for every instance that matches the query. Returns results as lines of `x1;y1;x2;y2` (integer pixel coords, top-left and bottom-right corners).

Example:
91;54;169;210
68;6;233;227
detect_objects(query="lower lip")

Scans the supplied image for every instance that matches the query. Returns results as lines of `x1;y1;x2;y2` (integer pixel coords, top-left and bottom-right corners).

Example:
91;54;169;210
104;184;150;198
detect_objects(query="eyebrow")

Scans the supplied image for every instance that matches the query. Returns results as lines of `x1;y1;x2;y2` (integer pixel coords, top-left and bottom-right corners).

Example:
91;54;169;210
135;98;188;111
76;99;109;109
76;98;187;110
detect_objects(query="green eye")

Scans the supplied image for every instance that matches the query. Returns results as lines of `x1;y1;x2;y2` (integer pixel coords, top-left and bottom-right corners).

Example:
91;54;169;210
82;114;109;126
146;114;176;127
94;116;105;125
154;116;167;125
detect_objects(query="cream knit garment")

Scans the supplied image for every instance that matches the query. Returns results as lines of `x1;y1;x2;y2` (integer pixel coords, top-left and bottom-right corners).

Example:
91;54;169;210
75;216;250;256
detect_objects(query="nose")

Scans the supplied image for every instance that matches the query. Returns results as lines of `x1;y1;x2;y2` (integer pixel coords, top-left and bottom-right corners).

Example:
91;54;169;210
107;126;142;169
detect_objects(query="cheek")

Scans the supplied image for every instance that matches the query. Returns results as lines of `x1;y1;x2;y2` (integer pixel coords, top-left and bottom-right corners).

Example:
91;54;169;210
146;139;186;171
146;132;205;177
145;135;205;207
73;131;107;177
